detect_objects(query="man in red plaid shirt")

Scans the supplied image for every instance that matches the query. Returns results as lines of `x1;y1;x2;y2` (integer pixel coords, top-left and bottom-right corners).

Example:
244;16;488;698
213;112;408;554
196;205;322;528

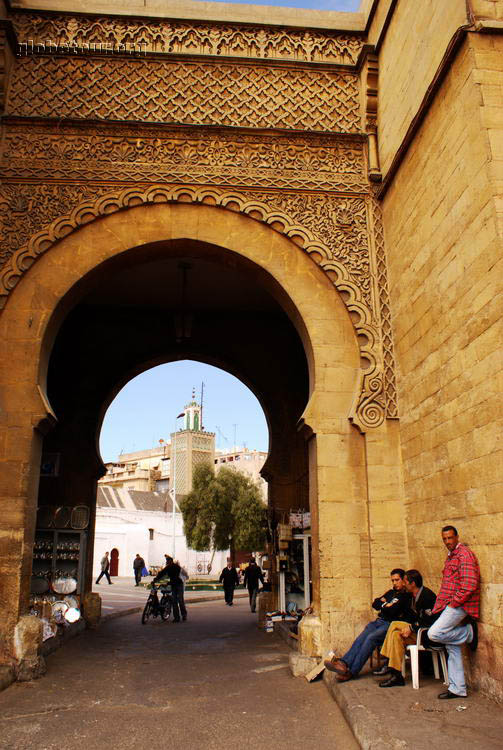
428;525;480;699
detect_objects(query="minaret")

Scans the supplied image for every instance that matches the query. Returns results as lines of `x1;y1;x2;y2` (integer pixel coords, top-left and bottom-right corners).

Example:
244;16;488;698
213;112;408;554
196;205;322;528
171;389;215;496
184;388;202;431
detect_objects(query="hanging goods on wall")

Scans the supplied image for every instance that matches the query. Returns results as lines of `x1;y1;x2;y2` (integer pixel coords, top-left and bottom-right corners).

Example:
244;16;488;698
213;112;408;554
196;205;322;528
71;505;90;529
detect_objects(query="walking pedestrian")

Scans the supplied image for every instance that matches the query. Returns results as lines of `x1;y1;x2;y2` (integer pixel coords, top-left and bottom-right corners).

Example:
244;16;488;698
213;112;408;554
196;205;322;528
153;555;187;622
427;525;480;699
96;551;113;584
220;559;240;606
133;553;145;586
243;558;264;613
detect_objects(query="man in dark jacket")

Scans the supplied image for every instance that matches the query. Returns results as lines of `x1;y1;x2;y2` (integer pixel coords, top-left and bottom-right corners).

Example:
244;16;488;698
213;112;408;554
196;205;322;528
133;554;145;586
220;559;240;606
377;568;437;687
243;559;264;613
153;555;187;622
324;568;411;681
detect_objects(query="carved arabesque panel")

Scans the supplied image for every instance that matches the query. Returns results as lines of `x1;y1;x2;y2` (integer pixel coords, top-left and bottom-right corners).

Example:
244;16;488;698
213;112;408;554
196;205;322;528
370;194;398;419
12;13;364;66
7;57;361;132
0;184;112;267
0;184;385;430
1;125;367;192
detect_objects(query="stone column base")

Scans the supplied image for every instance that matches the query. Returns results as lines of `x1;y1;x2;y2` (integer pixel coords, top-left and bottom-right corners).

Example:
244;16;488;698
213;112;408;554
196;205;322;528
298;613;323;658
14;615;46;682
82;592;101;628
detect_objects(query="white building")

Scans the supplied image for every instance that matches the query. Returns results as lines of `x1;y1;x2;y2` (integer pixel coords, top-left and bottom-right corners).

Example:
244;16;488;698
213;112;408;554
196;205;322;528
93;486;228;578
214;448;268;500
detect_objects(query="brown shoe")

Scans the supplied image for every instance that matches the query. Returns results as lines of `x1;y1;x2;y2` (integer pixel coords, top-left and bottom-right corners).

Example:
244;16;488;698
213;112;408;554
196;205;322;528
336;671;353;682
324;658;348;675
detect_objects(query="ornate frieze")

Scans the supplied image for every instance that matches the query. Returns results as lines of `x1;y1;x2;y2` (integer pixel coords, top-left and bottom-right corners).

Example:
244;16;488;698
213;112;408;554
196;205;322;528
1;124;367;192
7;56;361;132
12;13;364;66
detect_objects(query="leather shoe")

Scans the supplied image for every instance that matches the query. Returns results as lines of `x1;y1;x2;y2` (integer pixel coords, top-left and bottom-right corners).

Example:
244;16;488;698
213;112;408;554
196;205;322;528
379;674;405;688
324;658;348;675
468;619;478;652
335;671;353;682
372;665;390;676
438;690;464;700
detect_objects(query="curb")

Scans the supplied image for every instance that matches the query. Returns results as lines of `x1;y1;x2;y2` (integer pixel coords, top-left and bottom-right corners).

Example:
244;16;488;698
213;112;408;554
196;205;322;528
323;671;402;750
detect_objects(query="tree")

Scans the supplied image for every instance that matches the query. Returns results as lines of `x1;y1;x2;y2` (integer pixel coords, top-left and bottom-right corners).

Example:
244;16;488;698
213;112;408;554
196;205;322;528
180;463;267;562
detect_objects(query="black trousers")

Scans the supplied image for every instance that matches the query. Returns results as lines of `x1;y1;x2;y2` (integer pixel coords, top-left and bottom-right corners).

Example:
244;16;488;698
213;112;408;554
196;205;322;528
134;568;142;585
171;580;187;620
96;569;112;584
224;585;235;604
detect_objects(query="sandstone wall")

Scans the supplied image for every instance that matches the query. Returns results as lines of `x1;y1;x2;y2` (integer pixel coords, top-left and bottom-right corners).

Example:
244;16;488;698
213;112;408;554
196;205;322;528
381;31;503;699
377;0;468;176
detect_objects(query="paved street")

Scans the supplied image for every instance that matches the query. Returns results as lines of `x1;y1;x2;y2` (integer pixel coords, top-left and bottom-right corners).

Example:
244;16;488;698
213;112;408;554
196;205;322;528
0;600;358;750
93;577;247;616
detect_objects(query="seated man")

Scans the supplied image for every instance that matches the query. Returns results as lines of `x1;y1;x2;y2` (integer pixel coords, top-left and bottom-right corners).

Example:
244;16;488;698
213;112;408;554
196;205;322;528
377;568;437;687
324;568;410;682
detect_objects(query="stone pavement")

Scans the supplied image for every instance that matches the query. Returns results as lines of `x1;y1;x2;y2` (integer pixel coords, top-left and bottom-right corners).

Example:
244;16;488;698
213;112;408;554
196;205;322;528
0;600;358;750
322;666;503;750
93;576;248;617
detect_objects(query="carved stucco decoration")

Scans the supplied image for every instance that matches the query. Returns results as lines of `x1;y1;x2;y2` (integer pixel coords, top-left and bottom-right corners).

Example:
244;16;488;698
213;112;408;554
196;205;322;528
1;126;367;193
12;13;364;66
7;56;361;132
0;185;385;430
369;194;398;418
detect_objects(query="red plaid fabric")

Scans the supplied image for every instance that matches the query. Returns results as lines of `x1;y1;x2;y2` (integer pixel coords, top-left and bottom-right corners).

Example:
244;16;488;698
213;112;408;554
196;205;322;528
432;543;480;619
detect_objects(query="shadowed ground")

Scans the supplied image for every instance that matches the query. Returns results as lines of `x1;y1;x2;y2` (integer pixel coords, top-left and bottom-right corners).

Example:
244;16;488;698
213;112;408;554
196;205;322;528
0;600;358;750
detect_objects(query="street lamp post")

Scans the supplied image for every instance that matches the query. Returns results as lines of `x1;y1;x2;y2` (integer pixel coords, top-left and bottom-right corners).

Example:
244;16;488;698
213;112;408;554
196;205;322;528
170;415;183;557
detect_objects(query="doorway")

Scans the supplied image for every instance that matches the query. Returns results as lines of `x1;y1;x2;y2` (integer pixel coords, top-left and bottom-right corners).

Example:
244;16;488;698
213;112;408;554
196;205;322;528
110;548;119;577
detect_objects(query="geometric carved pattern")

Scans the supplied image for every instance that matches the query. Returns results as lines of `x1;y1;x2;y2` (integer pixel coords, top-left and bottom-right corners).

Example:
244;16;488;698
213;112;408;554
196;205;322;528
255;192;373;309
0;184;112;268
12;14;364;66
1;124;367;193
370;194;398;418
0;185;385;430
8;57;361;132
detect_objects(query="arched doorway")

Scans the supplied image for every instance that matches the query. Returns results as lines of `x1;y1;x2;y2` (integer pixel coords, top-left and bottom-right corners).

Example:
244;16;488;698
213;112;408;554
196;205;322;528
0;201;406;675
110;549;119;577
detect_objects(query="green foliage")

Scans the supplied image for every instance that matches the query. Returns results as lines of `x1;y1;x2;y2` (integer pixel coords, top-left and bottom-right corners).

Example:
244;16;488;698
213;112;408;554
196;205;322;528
180;463;267;554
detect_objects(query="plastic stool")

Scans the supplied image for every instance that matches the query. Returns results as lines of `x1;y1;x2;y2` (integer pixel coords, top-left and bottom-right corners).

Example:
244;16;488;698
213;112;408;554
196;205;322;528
402;627;449;689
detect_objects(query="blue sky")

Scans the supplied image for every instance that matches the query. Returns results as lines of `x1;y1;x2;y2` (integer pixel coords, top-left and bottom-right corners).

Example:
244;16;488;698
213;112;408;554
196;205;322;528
99;361;269;462
191;0;360;9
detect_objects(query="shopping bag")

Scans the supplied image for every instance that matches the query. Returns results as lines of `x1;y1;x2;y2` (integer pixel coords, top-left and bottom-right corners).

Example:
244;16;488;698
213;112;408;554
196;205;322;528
141;566;149;577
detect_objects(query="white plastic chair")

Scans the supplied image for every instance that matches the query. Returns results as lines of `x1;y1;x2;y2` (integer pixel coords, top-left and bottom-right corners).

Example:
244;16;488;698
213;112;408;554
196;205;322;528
401;627;449;689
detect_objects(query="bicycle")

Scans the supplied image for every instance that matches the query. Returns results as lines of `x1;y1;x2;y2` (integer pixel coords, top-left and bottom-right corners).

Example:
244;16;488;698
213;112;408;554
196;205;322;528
141;583;173;624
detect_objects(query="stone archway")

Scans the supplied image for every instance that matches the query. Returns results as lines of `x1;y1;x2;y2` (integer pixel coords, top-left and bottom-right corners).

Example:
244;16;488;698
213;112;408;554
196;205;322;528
0;186;389;432
0;199;406;676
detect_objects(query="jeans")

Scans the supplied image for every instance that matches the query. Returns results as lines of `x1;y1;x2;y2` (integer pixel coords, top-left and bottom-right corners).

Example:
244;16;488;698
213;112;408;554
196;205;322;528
342;619;390;676
134;569;142;585
428;605;472;696
248;587;258;612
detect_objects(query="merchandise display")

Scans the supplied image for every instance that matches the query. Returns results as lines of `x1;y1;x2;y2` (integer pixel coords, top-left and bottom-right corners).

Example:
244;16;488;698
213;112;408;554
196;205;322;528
29;522;87;637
